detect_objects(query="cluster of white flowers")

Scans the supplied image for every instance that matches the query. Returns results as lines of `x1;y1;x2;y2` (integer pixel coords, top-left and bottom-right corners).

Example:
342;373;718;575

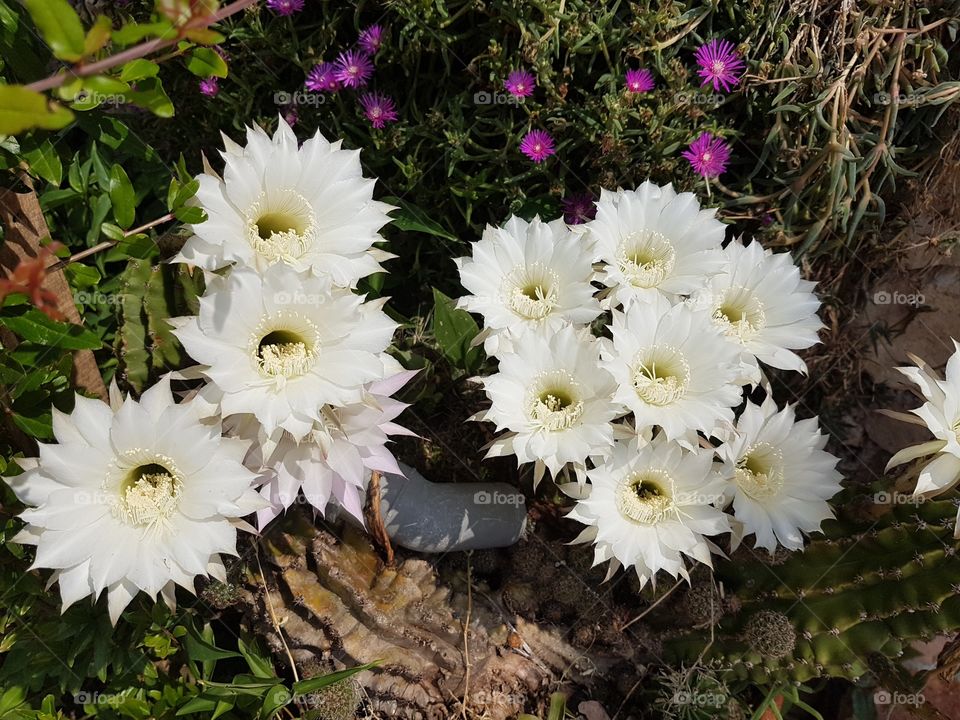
5;119;412;623
456;181;841;587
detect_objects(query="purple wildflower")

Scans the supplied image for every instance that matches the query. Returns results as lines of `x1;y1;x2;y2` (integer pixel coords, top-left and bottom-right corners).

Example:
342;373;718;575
199;77;219;97
561;192;597;225
358;25;386;55
519;130;555;164
694;39;745;93
333;49;374;89
283;106;298;127
305;62;341;92
359;92;398;129
504;70;536;98
682;132;731;178
625;68;655;94
266;0;304;16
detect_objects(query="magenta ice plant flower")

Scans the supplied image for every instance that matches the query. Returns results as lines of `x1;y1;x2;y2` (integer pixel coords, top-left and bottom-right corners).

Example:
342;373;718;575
306;62;341;92
504;69;536;98
360;92;398;129
358;24;386;55
334;49;374;88
267;0;304;16
625;68;655;94
561;192;597;225
199;77;219;97
695;38;745;92
520;130;555;163
682;132;731;178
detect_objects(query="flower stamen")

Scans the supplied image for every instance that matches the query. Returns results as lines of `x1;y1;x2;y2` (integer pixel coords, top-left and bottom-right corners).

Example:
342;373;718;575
632;345;690;406
617;230;676;288
616;470;675;524
713;286;766;342
735;442;785;500
245;189;316;264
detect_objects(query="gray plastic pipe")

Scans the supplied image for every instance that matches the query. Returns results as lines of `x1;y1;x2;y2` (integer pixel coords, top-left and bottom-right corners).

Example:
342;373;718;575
377;463;527;552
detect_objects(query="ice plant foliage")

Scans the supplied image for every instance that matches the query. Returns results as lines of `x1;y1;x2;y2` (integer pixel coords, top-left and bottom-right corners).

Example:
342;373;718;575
519;129;555;163
5;379;266;624
695;38;745;92
682;132;731;178
454;181;839;587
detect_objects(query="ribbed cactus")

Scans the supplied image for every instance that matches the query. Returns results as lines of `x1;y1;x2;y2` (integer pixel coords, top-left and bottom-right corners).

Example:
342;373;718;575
665;491;960;686
116;259;201;392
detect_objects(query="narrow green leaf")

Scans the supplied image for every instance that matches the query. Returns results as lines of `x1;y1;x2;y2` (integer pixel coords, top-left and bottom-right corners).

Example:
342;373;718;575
0;86;74;135
119;59;160;82
185;47;228;78
109;164;136;229
0;310;101;350
21;137;63;186
292;662;379;696
23;0;86;61
83;15;112;55
431;288;483;373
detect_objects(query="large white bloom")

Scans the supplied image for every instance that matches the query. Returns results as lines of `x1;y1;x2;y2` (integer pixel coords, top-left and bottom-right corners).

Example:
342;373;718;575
3;379;265;624
600;296;743;441
480;324;621;484
567;436;730;588
238;370;417;529
171;263;396;441
691;239;823;380
716;397;841;552
886;344;960;535
174;118;393;287
455;215;601;356
585;182;726;308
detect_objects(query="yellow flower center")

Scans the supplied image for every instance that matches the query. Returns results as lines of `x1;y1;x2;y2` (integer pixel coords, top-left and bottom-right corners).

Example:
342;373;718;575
109;457;183;529
632;345;689;406
528;371;584;431
245;189;316;264
615;470;674;524
617;229;676;288
735;443;785;500
713;285;766;342
503;263;560;320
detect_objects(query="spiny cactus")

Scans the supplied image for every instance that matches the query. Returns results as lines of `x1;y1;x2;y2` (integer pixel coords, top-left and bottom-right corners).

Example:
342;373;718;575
301;679;361;720
116;259;201;393
665;495;960;687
